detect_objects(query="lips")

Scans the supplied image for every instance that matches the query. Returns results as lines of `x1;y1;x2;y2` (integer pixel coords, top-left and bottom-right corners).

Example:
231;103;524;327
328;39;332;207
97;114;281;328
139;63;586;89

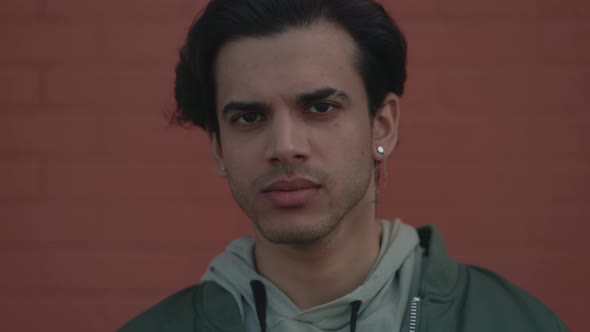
262;178;321;192
261;178;321;207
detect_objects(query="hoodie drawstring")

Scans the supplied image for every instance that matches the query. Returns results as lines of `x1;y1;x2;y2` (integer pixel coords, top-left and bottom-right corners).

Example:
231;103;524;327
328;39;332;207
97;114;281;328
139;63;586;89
251;280;362;332
251;280;267;332
349;300;362;332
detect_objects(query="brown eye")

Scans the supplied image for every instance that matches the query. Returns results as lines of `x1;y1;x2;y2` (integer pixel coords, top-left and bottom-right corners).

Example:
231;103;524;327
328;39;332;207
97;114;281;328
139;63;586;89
236;112;262;124
308;103;334;114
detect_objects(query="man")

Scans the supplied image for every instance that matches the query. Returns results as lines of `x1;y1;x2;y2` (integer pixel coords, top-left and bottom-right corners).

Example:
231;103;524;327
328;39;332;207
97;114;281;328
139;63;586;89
120;0;569;331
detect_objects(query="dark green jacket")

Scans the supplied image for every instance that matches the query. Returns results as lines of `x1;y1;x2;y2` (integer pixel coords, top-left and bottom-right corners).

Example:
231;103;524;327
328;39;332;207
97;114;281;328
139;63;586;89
119;225;570;332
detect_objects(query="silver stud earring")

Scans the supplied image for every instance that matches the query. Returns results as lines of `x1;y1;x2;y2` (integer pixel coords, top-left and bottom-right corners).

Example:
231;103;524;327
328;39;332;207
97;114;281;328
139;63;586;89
377;146;388;190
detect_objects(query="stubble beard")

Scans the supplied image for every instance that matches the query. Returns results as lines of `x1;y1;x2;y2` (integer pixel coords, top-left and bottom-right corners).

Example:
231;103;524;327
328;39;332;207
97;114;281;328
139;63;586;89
225;160;374;245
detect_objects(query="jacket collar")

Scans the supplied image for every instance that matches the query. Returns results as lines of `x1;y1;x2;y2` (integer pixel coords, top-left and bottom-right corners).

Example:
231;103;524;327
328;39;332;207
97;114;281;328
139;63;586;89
417;225;460;301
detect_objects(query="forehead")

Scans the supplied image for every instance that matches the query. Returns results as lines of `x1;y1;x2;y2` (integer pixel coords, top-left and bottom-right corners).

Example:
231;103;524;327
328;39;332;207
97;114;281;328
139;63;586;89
214;21;364;105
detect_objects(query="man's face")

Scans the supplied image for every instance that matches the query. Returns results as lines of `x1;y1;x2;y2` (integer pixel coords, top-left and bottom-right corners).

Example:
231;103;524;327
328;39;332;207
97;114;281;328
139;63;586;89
213;22;376;244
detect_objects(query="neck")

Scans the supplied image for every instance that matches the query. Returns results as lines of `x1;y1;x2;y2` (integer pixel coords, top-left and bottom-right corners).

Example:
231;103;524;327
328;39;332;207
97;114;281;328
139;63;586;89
253;190;382;311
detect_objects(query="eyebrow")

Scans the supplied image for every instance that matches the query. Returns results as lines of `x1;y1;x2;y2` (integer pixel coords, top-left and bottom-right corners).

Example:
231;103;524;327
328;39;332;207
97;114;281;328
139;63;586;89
296;87;352;106
221;87;352;119
221;101;270;119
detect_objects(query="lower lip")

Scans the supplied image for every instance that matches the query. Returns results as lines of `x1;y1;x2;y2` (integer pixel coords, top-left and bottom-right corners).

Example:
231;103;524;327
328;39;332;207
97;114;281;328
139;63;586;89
262;187;320;207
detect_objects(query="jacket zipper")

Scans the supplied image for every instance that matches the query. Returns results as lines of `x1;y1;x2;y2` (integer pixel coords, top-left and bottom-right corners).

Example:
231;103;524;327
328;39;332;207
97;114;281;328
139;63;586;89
408;297;421;332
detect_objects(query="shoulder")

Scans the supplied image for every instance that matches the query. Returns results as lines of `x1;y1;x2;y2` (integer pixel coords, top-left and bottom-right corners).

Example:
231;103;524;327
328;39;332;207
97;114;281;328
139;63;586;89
117;285;201;332
117;282;242;332
415;225;568;331
459;265;569;331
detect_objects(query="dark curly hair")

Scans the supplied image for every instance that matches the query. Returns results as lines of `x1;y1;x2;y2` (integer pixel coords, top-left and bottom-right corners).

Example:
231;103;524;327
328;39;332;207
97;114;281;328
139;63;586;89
171;0;407;143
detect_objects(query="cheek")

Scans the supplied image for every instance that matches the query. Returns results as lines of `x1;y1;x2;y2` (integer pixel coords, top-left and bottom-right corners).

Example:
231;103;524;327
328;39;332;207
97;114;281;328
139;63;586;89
223;141;260;176
327;115;372;157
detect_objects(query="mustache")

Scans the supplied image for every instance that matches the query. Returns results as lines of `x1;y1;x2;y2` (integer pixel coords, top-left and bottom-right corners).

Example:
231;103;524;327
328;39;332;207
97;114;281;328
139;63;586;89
253;164;331;188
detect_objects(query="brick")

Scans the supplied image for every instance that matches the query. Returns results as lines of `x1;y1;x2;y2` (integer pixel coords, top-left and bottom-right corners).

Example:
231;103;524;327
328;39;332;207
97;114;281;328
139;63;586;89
0;160;42;198
405;22;590;65
454;246;579;271
44;160;209;200
0;201;102;244
98;111;209;160
385;153;589;218
38;111;102;153
0;297;108;331
45;0;204;23
46;64;173;107
438;65;590;110
0;68;41;105
0;111;101;154
0;0;38;21
0;294;183;331
393;205;588;247
397;110;590;155
0;198;248;245
0;250;215;290
531;293;583;332
99;201;249;243
435;0;590;21
0;113;40;153
0;292;195;331
381;0;439;21
102;23;187;61
0;24;101;62
403;66;443;111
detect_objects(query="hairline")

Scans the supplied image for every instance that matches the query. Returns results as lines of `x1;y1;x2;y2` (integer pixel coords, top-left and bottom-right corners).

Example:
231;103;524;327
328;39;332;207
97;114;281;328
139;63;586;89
212;18;375;147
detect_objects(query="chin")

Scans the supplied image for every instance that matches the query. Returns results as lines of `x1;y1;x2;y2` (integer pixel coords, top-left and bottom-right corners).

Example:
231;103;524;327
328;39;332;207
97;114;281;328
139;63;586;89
253;210;342;245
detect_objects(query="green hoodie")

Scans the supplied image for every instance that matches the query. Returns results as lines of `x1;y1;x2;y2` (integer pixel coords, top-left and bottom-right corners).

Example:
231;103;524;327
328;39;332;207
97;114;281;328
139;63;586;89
119;224;570;332
200;219;421;331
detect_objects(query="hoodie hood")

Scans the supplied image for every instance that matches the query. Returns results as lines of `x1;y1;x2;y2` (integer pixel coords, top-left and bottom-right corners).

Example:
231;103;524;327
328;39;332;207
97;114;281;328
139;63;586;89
201;219;421;331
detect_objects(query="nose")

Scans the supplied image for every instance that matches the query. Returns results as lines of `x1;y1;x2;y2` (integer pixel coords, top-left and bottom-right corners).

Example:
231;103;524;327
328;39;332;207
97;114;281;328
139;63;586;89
264;111;309;166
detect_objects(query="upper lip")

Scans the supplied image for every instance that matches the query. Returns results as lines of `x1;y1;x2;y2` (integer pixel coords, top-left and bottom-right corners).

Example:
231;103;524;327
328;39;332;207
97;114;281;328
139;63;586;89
262;178;321;192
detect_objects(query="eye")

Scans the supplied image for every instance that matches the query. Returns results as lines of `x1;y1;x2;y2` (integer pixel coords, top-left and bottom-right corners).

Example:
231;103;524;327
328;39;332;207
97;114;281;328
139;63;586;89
234;112;262;125
308;102;335;114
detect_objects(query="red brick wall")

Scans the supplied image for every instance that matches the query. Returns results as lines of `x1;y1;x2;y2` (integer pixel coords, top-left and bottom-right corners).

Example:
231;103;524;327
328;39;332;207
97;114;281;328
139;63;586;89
1;0;587;330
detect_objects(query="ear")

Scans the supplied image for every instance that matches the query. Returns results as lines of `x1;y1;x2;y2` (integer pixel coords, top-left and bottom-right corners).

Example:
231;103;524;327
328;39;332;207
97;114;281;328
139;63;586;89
372;93;400;160
209;132;226;177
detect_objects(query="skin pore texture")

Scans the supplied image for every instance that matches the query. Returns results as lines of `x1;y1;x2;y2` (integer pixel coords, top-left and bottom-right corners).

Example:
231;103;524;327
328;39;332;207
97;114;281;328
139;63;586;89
211;20;400;310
